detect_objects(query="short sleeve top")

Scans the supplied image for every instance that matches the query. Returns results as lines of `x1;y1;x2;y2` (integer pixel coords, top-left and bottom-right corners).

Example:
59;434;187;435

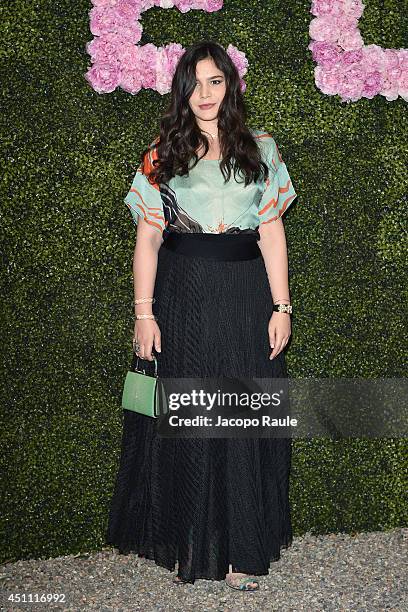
124;128;298;240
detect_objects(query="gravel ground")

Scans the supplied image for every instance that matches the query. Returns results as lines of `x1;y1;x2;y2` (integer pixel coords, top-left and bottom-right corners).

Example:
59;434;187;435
1;528;406;611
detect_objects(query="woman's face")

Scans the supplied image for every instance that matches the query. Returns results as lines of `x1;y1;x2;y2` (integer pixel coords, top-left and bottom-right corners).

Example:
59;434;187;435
188;57;226;127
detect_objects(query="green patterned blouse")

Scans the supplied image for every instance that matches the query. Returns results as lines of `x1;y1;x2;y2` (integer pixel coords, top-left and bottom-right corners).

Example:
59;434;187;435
124;128;298;239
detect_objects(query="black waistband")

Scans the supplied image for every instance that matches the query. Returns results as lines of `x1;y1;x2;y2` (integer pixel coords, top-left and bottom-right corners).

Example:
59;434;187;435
161;232;261;261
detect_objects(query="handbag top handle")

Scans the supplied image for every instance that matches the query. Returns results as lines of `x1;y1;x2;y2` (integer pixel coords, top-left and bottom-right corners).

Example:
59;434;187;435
134;354;158;378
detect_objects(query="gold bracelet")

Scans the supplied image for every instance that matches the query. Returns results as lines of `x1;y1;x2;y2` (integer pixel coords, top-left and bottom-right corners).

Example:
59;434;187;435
273;304;292;314
135;297;156;304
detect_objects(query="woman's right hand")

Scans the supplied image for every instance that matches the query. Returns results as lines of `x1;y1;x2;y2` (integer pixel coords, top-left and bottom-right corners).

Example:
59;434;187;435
133;319;162;361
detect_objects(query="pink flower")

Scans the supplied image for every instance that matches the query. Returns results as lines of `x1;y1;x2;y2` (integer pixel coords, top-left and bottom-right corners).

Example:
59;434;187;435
226;44;248;77
158;0;175;8
155;47;173;95
119;70;144;95
342;49;363;65
314;64;342;95
114;0;142;20
86;32;126;63
118;41;141;71
398;79;408;101
362;44;386;71
140;0;156;9
166;43;186;74
175;0;194;12
337;23;364;51
92;0;118;7
117;20;144;44
89;6;127;36
310;0;344;18
85;61;121;93
308;41;342;69
384;49;400;71
206;0;223;11
118;40;146;94
337;63;366;101
398;48;408;68
361;70;383;99
342;0;365;20
138;43;157;88
309;16;341;43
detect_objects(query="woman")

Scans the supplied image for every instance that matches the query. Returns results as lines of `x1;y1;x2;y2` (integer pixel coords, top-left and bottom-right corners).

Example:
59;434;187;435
106;40;298;592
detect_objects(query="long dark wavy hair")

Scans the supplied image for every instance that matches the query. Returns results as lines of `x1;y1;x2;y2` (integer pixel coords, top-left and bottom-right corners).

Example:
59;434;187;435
139;40;269;187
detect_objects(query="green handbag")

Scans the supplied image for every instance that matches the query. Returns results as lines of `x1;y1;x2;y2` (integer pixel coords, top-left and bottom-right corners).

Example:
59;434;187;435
122;354;168;418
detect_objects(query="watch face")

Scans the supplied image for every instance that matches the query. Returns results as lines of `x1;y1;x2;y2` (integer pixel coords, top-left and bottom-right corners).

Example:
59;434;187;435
274;304;292;313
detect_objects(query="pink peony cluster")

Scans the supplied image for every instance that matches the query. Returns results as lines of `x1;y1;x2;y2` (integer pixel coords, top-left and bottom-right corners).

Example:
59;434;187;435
308;0;408;103
84;0;248;95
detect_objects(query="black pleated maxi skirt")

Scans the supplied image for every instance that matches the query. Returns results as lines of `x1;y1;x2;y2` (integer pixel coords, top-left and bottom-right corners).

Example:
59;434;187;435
105;232;293;584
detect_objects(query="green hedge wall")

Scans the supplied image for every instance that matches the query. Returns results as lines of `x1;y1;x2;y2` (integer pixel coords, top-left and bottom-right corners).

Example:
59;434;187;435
1;0;407;563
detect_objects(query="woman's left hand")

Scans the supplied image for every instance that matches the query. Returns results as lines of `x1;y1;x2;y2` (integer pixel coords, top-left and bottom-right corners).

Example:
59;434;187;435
268;312;291;360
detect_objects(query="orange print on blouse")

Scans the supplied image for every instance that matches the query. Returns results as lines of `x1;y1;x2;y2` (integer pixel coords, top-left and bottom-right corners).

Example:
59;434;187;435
255;132;295;223
207;218;230;233
140;140;160;190
128;141;167;232
258;179;296;224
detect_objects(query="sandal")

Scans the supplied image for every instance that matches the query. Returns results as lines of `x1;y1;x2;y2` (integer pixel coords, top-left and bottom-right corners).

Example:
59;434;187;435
225;574;260;592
